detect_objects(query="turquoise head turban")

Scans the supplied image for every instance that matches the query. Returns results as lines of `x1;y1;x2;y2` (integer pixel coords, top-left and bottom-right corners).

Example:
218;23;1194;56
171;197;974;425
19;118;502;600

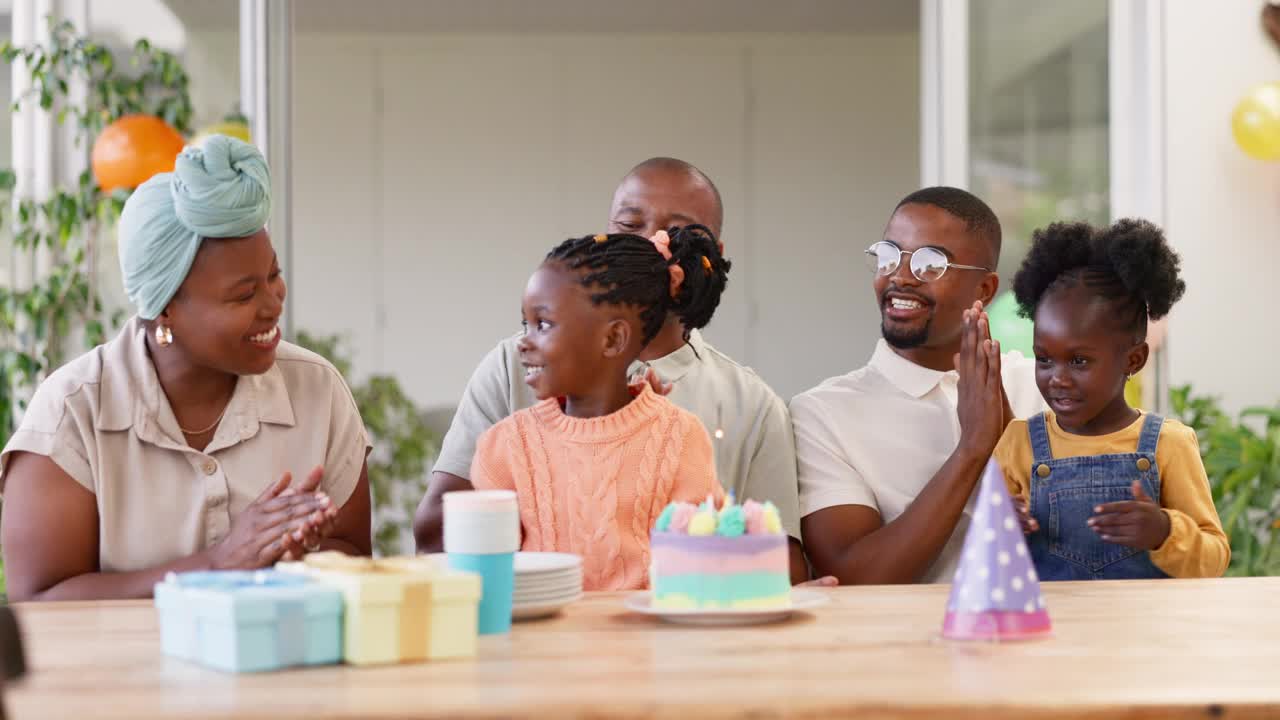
117;135;272;320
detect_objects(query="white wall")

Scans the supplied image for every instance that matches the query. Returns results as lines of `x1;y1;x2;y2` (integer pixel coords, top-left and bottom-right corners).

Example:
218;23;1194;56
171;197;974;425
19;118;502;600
1163;6;1280;415
288;31;920;411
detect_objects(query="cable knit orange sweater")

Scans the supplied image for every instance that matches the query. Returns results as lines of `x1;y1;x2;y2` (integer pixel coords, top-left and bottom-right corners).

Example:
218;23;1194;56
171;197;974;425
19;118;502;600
471;384;724;591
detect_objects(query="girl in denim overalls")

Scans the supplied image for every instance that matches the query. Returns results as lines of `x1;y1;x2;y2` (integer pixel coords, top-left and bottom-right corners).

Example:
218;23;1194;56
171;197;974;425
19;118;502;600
992;219;1229;580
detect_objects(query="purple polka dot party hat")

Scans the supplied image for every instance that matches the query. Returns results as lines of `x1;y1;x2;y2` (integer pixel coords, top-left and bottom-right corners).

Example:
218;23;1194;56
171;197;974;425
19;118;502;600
942;459;1052;641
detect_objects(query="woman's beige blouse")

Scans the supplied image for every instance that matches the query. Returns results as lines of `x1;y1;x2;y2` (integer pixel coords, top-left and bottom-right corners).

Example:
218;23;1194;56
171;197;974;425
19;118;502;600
0;317;370;572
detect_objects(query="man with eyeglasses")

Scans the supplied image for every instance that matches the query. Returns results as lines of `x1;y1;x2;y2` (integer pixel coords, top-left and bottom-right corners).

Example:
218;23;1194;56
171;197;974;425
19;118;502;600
791;186;1045;584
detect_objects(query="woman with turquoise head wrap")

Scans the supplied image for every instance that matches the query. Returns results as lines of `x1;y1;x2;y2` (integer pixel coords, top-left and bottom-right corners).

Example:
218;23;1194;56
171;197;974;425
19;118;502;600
0;136;372;602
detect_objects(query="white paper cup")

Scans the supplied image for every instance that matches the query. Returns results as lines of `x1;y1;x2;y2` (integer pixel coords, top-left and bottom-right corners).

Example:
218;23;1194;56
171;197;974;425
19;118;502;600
443;490;520;555
444;490;520;634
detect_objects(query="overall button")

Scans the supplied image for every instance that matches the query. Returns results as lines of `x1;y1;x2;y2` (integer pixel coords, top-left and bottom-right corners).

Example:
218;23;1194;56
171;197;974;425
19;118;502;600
1136;458;1151;472
1036;464;1051;478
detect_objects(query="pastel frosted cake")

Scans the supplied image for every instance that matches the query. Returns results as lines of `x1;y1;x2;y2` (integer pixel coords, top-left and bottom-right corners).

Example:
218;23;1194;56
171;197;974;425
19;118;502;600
649;496;790;610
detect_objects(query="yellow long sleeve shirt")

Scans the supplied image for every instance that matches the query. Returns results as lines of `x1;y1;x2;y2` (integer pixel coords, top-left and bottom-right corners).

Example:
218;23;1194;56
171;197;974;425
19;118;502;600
993;412;1229;578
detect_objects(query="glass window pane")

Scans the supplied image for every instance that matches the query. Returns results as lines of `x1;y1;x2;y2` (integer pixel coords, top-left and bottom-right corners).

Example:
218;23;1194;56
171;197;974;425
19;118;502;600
968;0;1109;354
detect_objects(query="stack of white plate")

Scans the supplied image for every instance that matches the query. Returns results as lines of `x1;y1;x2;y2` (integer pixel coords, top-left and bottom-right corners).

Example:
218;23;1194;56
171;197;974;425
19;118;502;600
512;552;582;620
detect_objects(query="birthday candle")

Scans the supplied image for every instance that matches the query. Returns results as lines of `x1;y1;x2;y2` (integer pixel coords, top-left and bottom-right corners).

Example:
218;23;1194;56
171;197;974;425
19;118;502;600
711;403;725;491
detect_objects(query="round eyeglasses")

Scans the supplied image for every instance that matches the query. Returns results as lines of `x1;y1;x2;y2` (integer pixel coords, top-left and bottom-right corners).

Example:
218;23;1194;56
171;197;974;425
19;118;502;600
864;241;992;283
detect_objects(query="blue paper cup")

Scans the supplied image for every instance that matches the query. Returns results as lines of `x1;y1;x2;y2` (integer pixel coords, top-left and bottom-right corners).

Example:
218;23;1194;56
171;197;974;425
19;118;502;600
443;490;520;635
447;552;514;635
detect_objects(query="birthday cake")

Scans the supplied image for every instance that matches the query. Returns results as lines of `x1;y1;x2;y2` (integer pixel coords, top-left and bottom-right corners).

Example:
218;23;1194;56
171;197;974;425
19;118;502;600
649;496;791;610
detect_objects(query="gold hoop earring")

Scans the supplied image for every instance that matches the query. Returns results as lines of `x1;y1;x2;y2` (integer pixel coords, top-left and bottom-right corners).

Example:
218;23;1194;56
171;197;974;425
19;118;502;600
155;325;173;347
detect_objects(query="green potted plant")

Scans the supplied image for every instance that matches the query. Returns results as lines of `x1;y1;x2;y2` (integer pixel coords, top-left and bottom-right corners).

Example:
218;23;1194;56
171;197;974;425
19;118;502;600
293;332;440;556
1170;385;1280;576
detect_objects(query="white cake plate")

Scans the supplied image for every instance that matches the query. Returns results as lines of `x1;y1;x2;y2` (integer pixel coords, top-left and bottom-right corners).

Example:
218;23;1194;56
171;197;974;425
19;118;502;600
623;589;829;626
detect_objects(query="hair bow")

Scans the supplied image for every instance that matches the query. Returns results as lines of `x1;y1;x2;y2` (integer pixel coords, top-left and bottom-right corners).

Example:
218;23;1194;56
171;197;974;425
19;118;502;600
649;230;685;298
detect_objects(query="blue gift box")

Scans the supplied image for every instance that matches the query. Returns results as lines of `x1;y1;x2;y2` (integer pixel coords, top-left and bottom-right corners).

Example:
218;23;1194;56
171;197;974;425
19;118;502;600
154;570;343;673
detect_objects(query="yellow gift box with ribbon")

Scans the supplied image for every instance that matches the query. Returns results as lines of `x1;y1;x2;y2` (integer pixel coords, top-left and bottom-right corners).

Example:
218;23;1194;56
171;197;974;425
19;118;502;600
277;553;481;665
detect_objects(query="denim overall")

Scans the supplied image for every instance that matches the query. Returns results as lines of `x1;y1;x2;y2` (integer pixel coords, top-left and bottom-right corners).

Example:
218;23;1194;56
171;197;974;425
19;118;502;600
1027;412;1171;581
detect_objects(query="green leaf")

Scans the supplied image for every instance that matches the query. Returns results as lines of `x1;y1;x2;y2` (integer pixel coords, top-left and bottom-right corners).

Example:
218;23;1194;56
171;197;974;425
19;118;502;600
1222;487;1254;538
1256;484;1277;518
1242;406;1280;431
1242;436;1271;468
1231;525;1256;575
85;319;104;346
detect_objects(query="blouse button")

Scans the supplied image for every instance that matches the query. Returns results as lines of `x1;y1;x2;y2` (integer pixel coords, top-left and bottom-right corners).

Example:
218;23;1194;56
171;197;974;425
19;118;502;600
202;459;217;475
1036;464;1051;478
1136;458;1152;472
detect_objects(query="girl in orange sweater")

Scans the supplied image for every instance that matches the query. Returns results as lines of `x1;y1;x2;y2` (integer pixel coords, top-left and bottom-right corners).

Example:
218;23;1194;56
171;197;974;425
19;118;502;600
471;226;729;590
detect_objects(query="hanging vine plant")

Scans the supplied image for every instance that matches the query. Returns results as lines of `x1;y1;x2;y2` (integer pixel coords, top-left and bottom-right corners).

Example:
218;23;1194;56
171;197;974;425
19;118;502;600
0;18;192;444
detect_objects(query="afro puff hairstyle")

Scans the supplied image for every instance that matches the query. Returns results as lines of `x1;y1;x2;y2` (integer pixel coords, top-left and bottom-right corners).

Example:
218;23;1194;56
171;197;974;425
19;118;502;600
1012;218;1186;341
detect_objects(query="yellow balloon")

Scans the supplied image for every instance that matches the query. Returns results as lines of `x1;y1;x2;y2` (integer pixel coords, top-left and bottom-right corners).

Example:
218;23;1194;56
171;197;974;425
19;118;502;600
189;120;253;148
1232;83;1280;161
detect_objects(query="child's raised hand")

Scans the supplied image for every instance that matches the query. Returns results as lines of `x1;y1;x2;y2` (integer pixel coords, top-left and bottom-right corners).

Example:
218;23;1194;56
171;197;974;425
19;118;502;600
1012;495;1039;534
1086;480;1171;550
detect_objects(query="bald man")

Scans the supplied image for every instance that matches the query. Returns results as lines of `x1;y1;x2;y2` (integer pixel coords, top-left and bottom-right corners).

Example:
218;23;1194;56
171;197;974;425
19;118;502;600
414;158;811;583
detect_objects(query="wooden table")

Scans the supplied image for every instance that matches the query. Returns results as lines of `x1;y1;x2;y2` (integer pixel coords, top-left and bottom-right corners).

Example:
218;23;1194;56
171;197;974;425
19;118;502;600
5;578;1279;718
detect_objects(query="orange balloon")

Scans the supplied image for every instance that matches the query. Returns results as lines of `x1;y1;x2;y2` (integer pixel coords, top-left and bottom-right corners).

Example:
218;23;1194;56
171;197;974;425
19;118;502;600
91;115;186;192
